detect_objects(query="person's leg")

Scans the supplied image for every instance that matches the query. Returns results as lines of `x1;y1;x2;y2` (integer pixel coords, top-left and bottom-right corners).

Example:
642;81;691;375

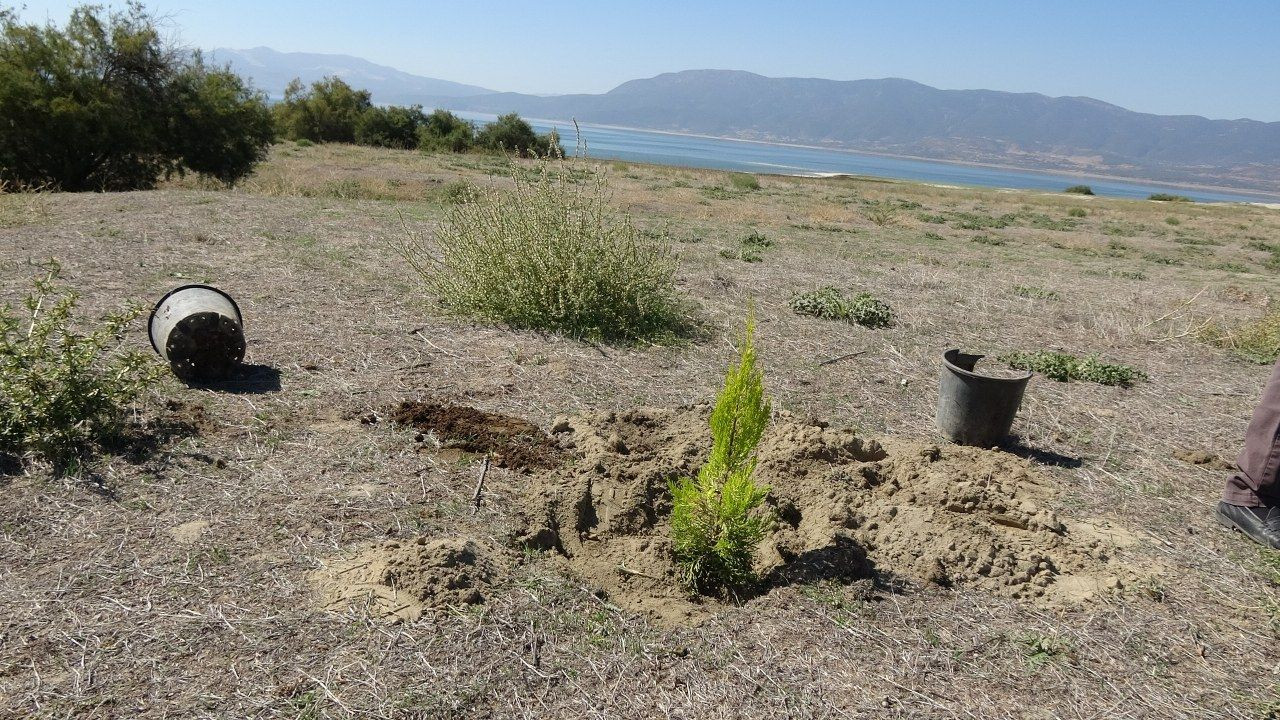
1222;357;1280;507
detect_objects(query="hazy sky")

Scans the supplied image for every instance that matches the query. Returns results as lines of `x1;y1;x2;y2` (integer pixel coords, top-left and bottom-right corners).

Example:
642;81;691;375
10;0;1280;121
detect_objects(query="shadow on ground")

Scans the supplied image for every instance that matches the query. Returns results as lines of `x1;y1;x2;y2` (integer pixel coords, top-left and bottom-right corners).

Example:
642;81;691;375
186;363;282;394
1003;438;1083;468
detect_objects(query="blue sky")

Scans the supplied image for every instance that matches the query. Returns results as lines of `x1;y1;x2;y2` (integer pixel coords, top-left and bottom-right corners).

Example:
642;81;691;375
10;0;1280;121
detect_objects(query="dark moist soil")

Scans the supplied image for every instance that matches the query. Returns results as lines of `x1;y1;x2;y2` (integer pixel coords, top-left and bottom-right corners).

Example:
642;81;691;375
391;401;562;471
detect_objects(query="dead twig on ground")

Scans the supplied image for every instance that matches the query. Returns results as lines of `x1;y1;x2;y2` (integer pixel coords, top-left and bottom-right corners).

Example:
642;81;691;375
471;454;490;512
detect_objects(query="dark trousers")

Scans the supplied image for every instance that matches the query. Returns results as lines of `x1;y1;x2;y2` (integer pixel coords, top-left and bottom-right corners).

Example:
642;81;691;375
1224;357;1280;506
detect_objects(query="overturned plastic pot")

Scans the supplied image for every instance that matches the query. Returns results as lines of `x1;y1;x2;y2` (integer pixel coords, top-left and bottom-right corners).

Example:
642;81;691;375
149;285;246;382
936;349;1032;447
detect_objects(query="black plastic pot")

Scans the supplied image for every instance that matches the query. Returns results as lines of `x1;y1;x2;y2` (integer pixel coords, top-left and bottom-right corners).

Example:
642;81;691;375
148;285;246;382
935;349;1032;447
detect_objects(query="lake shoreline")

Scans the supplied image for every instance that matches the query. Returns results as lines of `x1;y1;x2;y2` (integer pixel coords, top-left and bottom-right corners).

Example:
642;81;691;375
459;111;1280;202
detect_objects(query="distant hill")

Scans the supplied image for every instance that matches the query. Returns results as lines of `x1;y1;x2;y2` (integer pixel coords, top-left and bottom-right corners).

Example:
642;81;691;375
428;70;1280;192
209;47;493;103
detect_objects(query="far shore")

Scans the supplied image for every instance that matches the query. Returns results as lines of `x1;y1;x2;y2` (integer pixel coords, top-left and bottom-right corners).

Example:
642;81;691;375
449;109;1280;202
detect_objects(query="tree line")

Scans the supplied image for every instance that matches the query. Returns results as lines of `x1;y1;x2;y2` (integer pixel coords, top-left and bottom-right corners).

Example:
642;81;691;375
0;4;560;192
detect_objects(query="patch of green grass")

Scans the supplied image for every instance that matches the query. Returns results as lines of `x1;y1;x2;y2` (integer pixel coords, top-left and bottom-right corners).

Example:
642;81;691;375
1142;252;1184;266
701;185;744;200
1018;632;1071;669
1012;285;1060;300
1165;216;1181;225
432;180;474;204
1000;350;1146;385
918;213;947;224
1172;234;1221;246
1021;212;1079;231
970;234;1005;246
1067;207;1088;218
1102;223;1138;237
952;211;1014;230
1149;193;1192;202
862;200;900;226
790;286;893;328
1200;308;1280;363
729;173;761;191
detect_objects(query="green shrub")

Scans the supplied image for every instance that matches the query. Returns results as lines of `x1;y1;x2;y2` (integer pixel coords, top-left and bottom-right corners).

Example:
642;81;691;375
970;234;1006;246
669;313;772;594
1067;207;1087;218
951;211;1014;230
741;231;772;249
862;201;900;227
434;180;474;204
393;158;687;343
729;173;760;191
354;104;428;149
273;76;371;143
1000;350;1145;386
790;286;892;328
1200;308;1280;363
1012;285;1060;300
1149;193;1191;202
1064;185;1094;195
417;109;476;153
475;112;562;157
1;261;162;469
1165;216;1181;225
0;5;274;190
294;138;314;148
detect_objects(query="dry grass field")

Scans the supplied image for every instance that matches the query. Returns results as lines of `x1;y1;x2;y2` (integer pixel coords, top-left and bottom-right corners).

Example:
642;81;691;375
2;142;1280;718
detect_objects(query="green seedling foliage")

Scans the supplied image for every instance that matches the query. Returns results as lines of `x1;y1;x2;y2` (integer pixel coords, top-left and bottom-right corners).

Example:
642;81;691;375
669;313;773;594
790;286;893;328
1000;350;1146;386
0;260;162;469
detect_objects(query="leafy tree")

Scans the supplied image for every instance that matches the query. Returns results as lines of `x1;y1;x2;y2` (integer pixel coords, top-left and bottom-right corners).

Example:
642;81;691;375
417;109;476;152
355;104;428;149
272;76;372;143
475;112;563;157
0;3;274;190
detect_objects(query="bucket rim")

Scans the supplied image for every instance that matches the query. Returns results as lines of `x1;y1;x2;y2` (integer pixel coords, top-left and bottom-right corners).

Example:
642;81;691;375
941;348;1032;384
147;284;243;355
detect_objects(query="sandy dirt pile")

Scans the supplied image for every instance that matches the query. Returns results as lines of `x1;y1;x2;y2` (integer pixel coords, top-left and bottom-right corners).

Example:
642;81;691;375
311;537;503;623
515;406;1144;622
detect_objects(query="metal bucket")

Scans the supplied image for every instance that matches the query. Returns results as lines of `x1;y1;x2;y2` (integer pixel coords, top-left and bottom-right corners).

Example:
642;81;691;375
936;349;1032;447
148;285;246;382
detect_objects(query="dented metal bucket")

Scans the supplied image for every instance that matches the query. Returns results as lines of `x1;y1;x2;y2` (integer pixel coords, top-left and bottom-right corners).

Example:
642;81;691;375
148;285;246;382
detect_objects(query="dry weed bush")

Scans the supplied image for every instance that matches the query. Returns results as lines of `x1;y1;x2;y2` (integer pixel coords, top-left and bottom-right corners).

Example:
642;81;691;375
1200;306;1280;363
394;158;689;343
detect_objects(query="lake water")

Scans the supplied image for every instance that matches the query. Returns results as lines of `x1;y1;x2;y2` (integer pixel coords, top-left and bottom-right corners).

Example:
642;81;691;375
455;111;1276;204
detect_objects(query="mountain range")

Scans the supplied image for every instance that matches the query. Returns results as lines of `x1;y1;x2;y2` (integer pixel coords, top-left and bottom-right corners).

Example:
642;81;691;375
215;49;1280;192
209;47;493;103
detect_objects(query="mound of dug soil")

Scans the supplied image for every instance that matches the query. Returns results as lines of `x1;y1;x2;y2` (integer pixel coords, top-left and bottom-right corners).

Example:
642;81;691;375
311;537;502;623
391;401;561;470
515;406;1144;623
